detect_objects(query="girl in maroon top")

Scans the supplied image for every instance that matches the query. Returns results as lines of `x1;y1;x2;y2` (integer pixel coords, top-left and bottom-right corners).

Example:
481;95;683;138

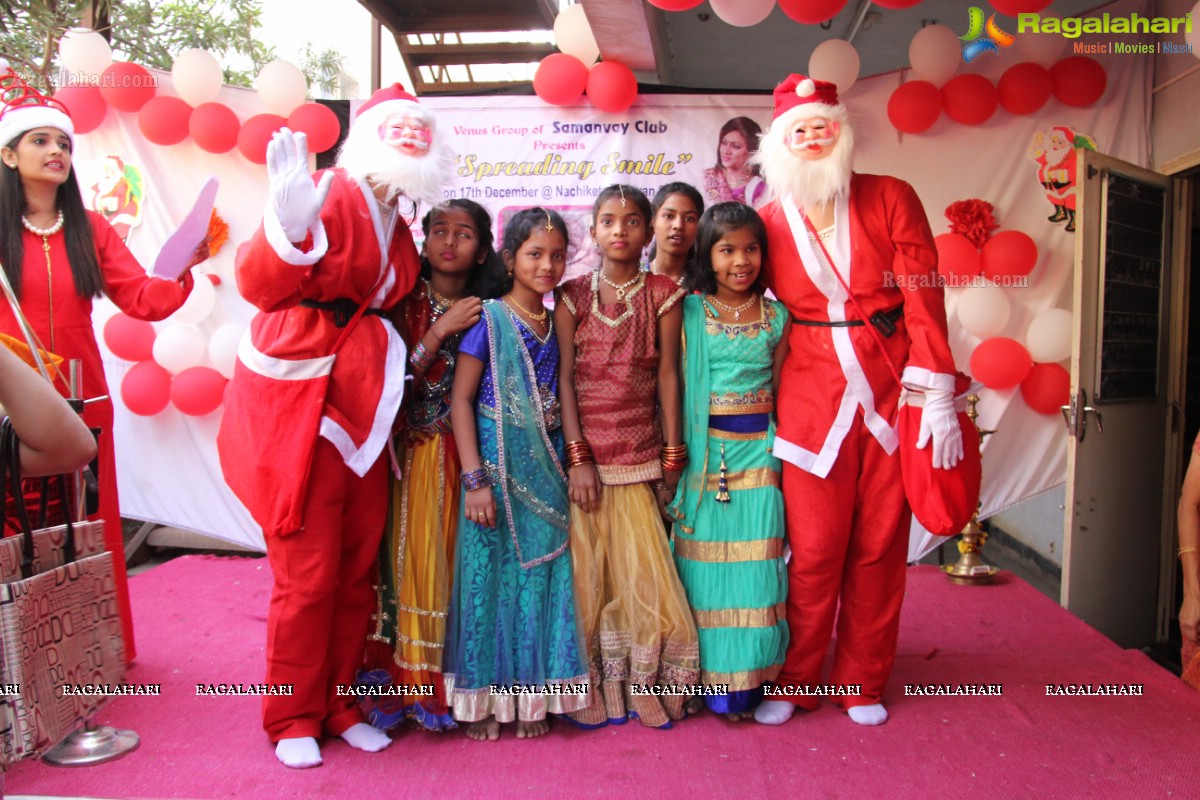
554;184;699;728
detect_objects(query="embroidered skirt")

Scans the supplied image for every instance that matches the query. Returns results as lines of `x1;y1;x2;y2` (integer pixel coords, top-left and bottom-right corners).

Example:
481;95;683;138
568;482;701;728
672;424;788;713
359;432;459;732
443;418;589;722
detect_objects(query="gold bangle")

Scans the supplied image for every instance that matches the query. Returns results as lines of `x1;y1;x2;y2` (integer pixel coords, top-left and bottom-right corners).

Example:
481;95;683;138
1179;547;1200;557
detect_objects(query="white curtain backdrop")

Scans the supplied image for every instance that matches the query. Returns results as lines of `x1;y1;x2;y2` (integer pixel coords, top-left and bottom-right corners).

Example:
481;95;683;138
71;0;1150;554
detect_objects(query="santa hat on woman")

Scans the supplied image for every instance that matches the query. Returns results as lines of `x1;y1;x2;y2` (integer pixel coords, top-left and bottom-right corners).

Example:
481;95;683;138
0;63;74;147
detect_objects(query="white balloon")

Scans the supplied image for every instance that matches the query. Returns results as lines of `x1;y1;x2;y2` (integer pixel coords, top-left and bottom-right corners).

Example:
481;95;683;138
172;48;223;106
909;24;961;86
254;59;308;116
207;323;246;380
1014;11;1069;67
554;5;600;65
710;0;775;28
809;39;860;94
1187;2;1200;61
57;28;112;78
956;286;1010;338
168;274;216;325
1025;308;1073;363
153;324;208;374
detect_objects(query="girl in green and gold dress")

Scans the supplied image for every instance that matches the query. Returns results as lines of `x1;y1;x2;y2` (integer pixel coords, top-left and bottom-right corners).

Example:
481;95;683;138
670;201;790;719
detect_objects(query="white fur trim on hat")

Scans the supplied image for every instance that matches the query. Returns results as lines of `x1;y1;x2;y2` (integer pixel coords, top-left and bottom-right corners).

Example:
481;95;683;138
0;104;74;148
351;98;432;134
770;100;848;135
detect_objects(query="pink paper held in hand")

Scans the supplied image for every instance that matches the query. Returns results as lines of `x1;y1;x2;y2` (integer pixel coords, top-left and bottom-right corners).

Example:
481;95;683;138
153;175;219;280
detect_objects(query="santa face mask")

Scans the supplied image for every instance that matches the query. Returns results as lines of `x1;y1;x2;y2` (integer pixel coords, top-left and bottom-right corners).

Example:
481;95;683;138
379;112;432;157
786;117;840;161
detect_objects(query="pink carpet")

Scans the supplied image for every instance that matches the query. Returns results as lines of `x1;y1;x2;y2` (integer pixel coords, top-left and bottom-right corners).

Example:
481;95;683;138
6;556;1200;799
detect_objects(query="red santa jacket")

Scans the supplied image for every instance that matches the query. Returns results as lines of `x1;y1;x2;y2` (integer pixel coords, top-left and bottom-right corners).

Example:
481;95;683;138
217;168;418;537
761;173;956;478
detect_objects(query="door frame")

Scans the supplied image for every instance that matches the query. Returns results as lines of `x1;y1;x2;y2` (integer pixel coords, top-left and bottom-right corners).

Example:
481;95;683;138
1160;159;1196;644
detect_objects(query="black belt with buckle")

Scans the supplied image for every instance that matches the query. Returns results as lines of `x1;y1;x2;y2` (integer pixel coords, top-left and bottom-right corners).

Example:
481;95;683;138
792;305;903;338
299;298;388;328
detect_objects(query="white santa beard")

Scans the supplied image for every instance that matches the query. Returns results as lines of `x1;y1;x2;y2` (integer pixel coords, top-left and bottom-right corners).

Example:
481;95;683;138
1045;144;1072;169
757;121;855;211
336;125;451;208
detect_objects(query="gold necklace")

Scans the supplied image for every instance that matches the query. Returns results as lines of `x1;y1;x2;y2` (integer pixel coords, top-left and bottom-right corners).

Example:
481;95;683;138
707;293;757;321
426;280;457;313
599;269;643;300
504;294;548;324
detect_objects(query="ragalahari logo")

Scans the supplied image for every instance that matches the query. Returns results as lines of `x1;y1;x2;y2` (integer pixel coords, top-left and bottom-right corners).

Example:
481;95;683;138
960;6;1016;62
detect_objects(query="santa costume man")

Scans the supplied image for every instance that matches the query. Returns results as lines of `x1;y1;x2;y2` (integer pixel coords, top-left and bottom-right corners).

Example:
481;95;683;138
217;84;450;768
752;75;963;726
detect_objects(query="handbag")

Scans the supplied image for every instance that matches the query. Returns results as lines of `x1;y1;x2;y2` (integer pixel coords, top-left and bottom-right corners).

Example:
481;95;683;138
0;419;125;764
798;211;982;536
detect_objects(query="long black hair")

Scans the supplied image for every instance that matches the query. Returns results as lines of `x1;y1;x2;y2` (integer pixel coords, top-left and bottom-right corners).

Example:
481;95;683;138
685;201;769;296
500;206;569;295
1;129;104;299
648;181;704;264
419;197;505;299
713;116;763;177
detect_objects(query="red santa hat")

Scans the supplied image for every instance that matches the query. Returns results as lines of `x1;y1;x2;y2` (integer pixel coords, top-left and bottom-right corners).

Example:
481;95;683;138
771;74;846;128
0;64;74;147
353;82;431;128
1051;125;1076;141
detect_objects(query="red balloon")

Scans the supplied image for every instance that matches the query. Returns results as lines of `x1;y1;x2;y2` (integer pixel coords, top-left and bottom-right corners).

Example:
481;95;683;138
534;54;588;106
887;80;941;134
586;61;638;114
989;0;1051;15
1050;56;1107;108
646;0;704;9
981;230;1038;281
54;86;107;134
873;0;923;7
998;62;1052;115
103;313;156;362
189;102;240;154
137;96;192;145
778;0;848;25
237;113;286;164
99;62;157;112
288;102;341;153
941;74;998;126
1020;362;1070;415
170;366;229;416
935;233;981;282
970;337;1033;390
121;360;172;416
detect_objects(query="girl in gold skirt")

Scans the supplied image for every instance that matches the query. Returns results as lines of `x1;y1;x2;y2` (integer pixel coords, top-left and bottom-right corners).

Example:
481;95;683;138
555;184;700;728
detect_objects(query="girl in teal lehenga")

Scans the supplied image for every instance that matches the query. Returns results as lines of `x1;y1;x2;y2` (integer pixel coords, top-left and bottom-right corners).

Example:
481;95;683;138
669;201;790;719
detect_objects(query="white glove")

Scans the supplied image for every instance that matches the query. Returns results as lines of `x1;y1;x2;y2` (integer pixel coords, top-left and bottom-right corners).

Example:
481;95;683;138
266;128;334;244
915;389;964;470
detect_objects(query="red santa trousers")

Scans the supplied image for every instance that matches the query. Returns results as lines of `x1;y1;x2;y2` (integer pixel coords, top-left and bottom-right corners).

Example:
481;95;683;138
777;412;911;710
262;436;388;741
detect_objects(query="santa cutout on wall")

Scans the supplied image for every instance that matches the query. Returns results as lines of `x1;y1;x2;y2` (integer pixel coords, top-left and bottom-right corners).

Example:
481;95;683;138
1027;125;1098;233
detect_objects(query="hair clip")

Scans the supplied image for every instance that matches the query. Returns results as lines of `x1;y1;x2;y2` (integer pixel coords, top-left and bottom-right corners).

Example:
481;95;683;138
618;185;627;208
544;210;554;232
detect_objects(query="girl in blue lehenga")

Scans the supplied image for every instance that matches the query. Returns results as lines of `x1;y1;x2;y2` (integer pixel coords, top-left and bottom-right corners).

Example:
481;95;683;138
445;207;588;740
